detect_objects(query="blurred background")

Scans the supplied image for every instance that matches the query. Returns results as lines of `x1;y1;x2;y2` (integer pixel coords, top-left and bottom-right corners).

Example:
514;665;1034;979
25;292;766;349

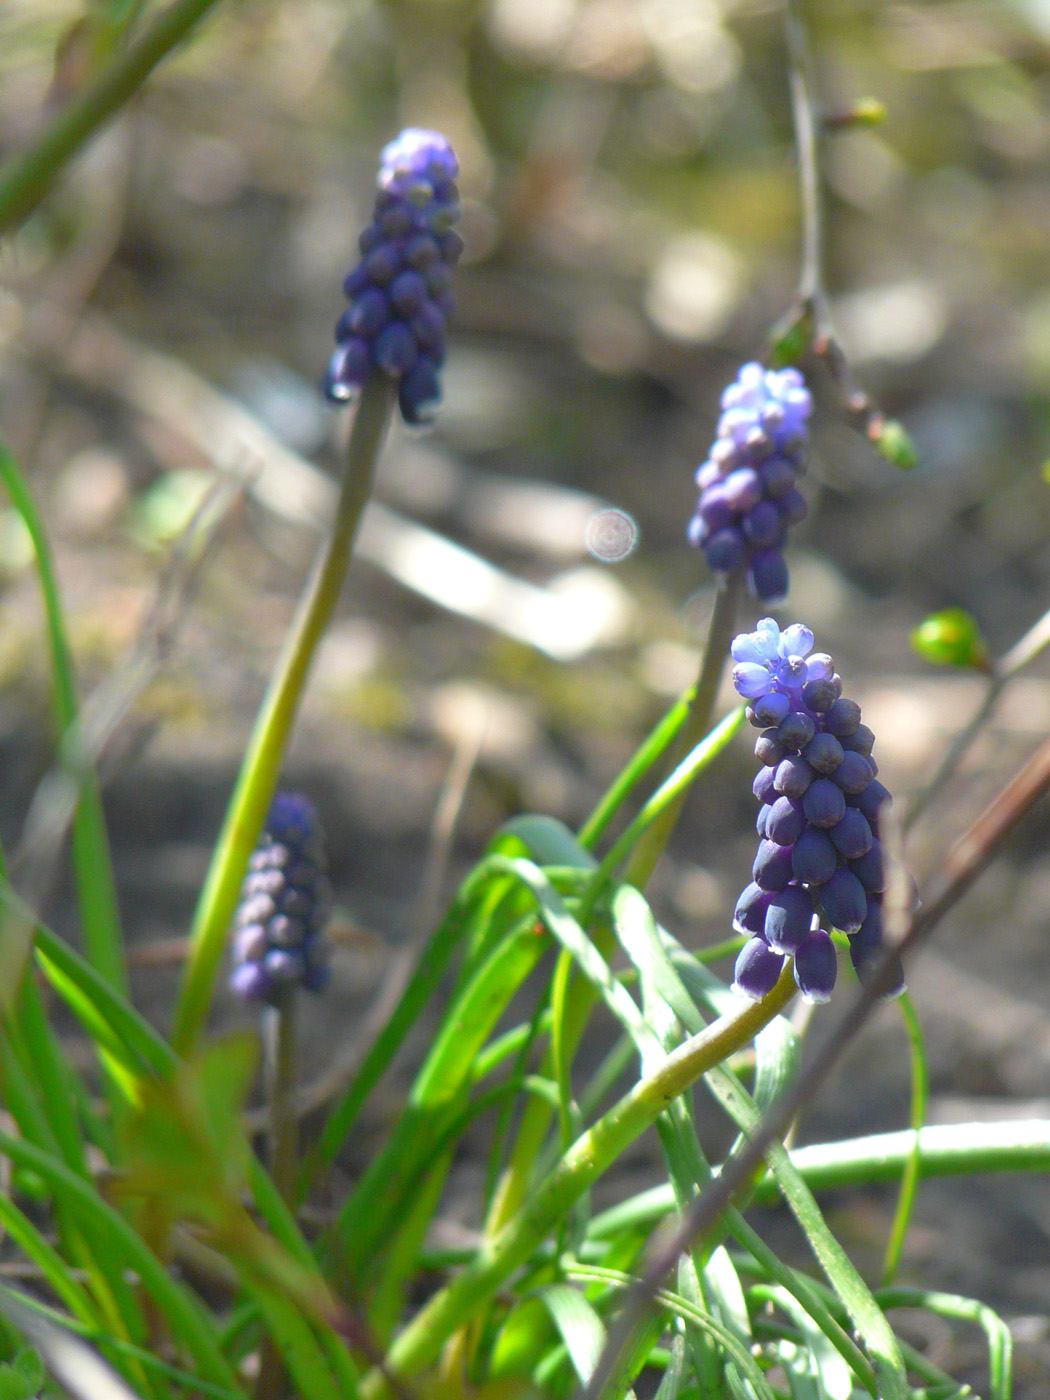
3;0;1050;1389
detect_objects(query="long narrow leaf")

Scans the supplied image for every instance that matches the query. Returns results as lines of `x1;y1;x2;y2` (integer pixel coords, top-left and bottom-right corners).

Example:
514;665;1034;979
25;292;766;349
0;439;125;998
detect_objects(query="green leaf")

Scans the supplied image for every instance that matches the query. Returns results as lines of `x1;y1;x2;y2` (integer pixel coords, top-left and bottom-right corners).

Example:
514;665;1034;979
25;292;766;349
767;1285;856;1400
536;1284;606;1385
498;815;597;871
911;609;990;671
0;1349;45;1400
768;303;816;369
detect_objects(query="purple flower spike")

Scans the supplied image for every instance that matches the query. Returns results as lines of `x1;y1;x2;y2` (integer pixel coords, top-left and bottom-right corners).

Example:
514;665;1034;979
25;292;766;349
689;362;812;599
730;623;908;1004
229;793;332;1007
327;131;460;421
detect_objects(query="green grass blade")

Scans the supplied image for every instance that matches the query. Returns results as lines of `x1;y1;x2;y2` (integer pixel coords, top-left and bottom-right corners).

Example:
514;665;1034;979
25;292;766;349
882;991;928;1284
0;440;125;999
704;1064;908;1400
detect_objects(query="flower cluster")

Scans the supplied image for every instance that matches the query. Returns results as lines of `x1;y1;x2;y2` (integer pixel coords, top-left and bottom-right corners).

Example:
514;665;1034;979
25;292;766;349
687;363;812;602
229;793;332;1005
325;129;463;425
730;619;905;1003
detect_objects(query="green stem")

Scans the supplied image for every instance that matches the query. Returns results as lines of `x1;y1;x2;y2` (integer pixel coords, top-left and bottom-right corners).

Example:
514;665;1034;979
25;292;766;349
361;964;797;1398
0;0;226;235
587;1119;1050;1235
255;995;299;1400
623;571;742;890
173;377;394;1054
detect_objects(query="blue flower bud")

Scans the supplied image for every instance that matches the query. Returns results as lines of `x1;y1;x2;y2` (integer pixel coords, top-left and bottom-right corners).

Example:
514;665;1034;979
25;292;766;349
688;363;812;600
229;793;331;1006
327;130;460;421
731;620;907;1003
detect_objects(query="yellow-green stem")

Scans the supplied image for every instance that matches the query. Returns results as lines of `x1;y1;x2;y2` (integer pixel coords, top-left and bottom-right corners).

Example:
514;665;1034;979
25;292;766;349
173;378;394;1054
624;570;742;889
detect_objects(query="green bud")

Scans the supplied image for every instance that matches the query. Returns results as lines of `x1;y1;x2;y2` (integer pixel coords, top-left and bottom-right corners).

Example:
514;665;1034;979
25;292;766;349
912;609;990;671
825;98;887;132
870;417;917;471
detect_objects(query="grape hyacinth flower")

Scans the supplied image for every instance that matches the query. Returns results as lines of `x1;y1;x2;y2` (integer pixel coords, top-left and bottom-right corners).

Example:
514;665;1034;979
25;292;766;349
229;793;332;1005
325;129;463;425
730;618;906;1003
687;363;813;602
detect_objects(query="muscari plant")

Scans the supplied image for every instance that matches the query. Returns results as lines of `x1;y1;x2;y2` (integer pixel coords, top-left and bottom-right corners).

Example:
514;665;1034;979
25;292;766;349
2;13;1050;1400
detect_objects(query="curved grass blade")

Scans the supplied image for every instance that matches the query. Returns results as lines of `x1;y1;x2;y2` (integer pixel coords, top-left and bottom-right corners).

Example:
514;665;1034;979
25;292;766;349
0;440;125;1000
882;991;928;1284
879;1288;1011;1400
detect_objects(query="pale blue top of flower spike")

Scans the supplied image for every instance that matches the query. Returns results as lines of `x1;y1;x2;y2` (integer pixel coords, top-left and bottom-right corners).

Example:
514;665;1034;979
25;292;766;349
379;129;459;201
717;361;813;448
731;617;833;700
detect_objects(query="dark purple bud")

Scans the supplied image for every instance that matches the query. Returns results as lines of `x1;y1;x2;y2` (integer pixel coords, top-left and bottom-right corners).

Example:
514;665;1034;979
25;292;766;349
757;454;796;497
852;778;891;823
764;884;815;954
753;766;778;804
802;778;846;829
406;233;440;269
817;867;867;933
364;243;403;286
748;548;789;602
832;751;874;795
229;962;270;1002
756;805;769;838
698;488;736;534
824;698;862;737
753;839;795;892
776;712;816;753
849;839;886;894
733;881;773;936
801;677;837;713
766;795;805;845
777;486;808;525
793;929;837;1002
410;301;447;352
751;691;790;727
722;467;762;511
742;500;783;548
374;321;419;374
390;270;429;315
733;937;786;999
841;723;875;755
774;755;814;799
850;903;906;997
704;527;747;573
803;732;844;775
791;827;837;885
399;358;443;424
754;729;785;767
829;808;873;859
350;288;391;337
